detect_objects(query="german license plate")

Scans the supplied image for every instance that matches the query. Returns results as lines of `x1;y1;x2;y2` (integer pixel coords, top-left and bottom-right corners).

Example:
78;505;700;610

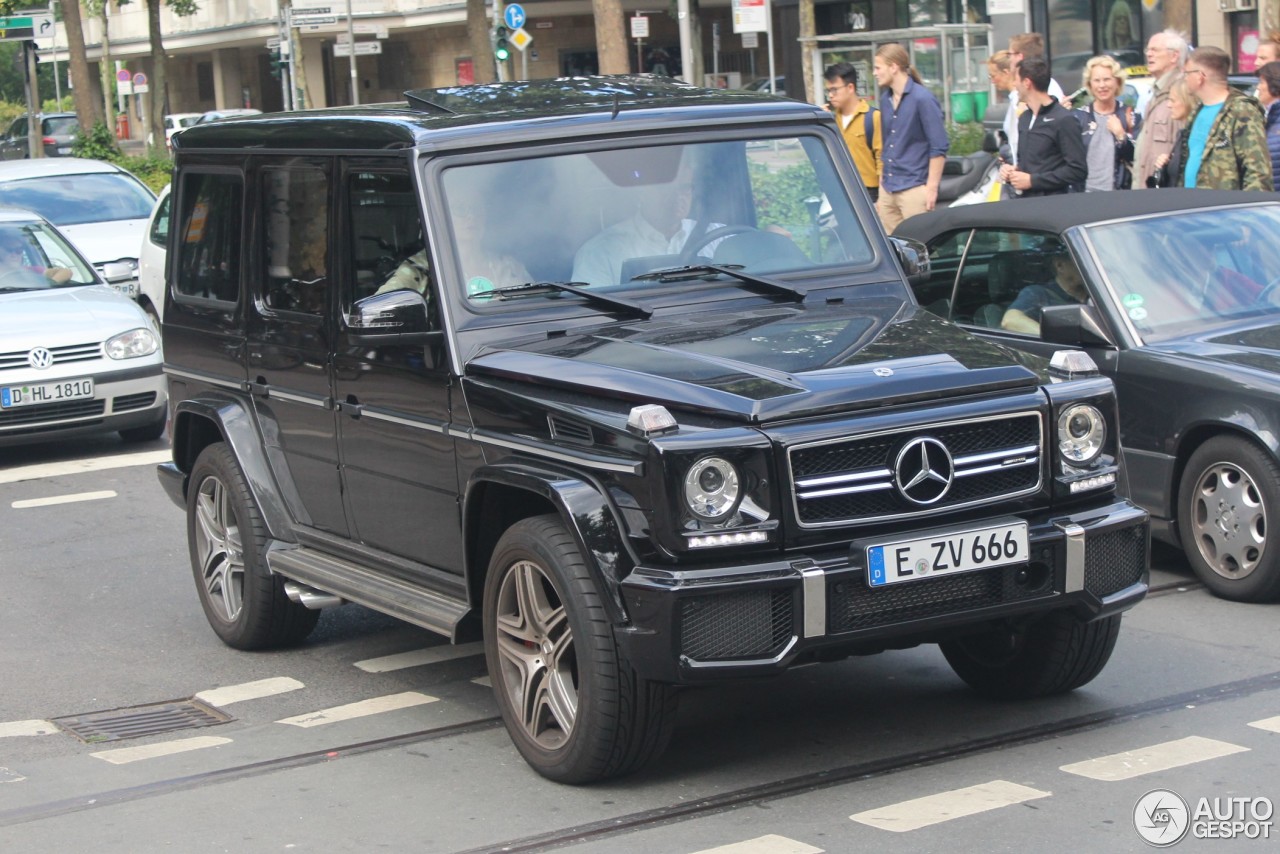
111;280;139;298
865;519;1029;587
58;147;71;155
1;378;94;409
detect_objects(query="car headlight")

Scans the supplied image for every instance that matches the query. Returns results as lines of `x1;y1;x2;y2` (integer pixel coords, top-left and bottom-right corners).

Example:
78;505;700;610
683;456;741;521
106;327;159;360
1057;403;1105;464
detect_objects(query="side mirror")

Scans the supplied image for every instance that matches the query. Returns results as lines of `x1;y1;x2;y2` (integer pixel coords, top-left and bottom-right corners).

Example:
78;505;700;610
1040;303;1114;347
346;289;439;346
100;261;135;282
889;236;930;285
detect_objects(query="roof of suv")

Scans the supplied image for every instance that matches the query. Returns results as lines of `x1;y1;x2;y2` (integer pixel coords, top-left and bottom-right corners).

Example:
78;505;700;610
173;76;826;153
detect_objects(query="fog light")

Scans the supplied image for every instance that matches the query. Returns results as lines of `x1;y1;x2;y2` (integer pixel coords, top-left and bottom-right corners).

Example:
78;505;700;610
687;530;771;548
1069;472;1116;493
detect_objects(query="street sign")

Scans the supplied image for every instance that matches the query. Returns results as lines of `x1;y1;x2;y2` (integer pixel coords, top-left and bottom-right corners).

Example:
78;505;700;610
731;0;769;33
333;41;382;57
292;6;338;25
133;71;149;94
338;27;389;43
0;14;53;41
630;16;649;39
353;23;389;37
510;28;532;52
503;4;526;30
116;69;132;83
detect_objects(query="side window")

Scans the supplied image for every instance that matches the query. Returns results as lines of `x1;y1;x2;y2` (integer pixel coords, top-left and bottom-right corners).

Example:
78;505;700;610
263;167;329;314
174;172;242;303
346;170;429;306
952;229;1059;329
148;192;170;248
912;229;970;316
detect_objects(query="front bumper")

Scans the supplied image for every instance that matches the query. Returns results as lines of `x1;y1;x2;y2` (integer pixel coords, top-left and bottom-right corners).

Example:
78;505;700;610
617;499;1149;684
0;362;166;447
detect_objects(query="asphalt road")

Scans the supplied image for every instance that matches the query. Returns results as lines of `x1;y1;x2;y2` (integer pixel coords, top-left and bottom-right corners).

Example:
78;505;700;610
1;437;1277;853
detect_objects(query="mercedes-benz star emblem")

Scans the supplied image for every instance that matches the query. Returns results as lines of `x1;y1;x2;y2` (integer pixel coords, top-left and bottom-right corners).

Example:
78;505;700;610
27;347;54;370
894;437;954;505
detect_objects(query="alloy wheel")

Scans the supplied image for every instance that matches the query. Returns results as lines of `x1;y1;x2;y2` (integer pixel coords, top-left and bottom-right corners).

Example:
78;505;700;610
1189;461;1266;580
193;474;245;622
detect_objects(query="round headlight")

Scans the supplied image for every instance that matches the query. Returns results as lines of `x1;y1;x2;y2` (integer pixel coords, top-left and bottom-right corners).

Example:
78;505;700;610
684;457;741;521
1057;404;1105;464
106;327;159;360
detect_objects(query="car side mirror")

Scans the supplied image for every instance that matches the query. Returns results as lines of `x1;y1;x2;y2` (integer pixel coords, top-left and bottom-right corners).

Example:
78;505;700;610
100;261;135;282
889;236;930;285
1040;303;1114;347
346;289;440;346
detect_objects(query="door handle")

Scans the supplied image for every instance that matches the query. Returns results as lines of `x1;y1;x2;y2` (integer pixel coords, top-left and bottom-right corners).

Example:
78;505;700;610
338;398;363;419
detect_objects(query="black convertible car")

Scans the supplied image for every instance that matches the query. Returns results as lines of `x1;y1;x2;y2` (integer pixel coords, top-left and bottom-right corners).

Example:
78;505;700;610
897;190;1280;602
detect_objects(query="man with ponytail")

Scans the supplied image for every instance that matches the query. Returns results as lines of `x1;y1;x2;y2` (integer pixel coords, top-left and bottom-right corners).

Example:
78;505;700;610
873;43;949;234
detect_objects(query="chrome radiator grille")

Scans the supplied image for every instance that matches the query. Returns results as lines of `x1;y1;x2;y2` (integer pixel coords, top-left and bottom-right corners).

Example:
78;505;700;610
789;413;1043;527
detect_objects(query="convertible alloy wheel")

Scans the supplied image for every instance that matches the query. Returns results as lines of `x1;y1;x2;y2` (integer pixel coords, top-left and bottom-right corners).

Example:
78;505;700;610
492;558;578;750
1179;435;1280;602
194;470;245;624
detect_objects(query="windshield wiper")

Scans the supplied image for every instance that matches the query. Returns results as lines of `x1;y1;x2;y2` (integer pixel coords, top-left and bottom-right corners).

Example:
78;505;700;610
631;264;808;301
475;280;653;319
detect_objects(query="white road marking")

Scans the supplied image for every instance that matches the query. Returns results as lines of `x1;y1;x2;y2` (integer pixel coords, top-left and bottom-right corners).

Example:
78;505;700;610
11;490;117;508
1059;735;1249;781
0;720;58;738
0;450;171;485
275;692;438;728
0;767;27;784
690;835;824;854
354;642;484;673
1248;716;1280;733
91;735;232;765
471;676;492;688
851;780;1051;832
195;677;305;707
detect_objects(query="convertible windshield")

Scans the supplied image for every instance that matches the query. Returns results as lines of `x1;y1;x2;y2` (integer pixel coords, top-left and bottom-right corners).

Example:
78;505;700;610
1086;206;1280;340
439;135;874;306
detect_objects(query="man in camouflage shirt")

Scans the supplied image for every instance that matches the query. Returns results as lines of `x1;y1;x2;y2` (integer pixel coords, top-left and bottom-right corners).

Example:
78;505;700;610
1177;46;1273;190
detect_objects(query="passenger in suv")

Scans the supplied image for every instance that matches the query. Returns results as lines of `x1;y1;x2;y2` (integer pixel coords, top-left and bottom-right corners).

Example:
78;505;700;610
157;77;1149;784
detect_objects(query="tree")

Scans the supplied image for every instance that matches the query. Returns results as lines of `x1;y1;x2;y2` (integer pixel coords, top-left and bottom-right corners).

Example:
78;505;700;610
58;0;104;129
82;0;115;136
466;0;494;84
799;0;814;105
146;0;199;152
592;0;626;74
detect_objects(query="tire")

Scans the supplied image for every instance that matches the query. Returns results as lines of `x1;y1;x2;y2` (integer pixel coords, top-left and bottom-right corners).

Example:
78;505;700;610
483;514;676;784
1177;435;1280;602
119;415;166;443
186;443;319;649
940;610;1122;700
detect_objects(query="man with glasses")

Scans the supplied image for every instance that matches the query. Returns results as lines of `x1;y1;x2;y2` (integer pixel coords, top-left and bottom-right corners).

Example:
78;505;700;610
1135;29;1188;187
823;62;882;202
1178;46;1271;190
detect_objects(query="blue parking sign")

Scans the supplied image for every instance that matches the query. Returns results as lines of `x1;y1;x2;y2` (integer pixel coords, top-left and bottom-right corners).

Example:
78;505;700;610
503;4;525;29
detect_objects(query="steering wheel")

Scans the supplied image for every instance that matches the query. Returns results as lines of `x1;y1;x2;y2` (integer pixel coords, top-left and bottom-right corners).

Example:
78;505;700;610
679;224;758;265
1255;276;1280;308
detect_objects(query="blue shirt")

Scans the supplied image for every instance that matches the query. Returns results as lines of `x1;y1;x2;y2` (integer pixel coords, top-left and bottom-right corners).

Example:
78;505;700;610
1008;281;1072;321
1183;101;1225;188
879;78;950;193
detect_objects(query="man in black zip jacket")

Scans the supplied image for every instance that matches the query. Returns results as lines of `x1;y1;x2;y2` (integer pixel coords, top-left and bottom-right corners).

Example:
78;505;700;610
998;57;1087;196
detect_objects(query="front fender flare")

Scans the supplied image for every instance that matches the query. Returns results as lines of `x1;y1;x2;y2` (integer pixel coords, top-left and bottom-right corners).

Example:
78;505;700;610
170;393;298;542
464;461;638;625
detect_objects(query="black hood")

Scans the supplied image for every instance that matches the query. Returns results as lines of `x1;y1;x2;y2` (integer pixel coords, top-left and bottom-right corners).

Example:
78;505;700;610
467;300;1042;423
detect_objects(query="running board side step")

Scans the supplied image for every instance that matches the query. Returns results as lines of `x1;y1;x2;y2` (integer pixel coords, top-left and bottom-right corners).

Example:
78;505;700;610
266;544;471;641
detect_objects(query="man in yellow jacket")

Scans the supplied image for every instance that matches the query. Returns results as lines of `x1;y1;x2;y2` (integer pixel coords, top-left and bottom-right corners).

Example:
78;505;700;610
824;62;883;202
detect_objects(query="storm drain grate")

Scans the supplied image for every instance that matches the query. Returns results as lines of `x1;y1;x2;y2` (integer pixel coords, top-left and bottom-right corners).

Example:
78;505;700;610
52;699;232;744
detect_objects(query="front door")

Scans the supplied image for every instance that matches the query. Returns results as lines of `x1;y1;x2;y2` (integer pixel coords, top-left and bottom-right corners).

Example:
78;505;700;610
332;163;463;572
245;157;348;536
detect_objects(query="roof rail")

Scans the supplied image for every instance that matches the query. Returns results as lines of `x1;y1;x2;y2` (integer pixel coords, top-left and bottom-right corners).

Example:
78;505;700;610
404;91;458;115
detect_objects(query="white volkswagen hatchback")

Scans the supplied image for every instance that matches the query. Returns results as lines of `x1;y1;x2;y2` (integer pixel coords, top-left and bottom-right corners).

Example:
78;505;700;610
0;208;166;446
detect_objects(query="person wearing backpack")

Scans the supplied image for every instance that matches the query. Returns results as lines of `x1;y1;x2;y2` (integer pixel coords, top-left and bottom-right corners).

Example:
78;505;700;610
1075;55;1137;191
824;62;883;202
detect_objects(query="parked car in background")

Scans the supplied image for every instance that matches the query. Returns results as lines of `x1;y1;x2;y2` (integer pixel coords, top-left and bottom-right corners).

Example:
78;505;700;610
0;158;156;305
138;185;170;324
0;112;80;160
897;190;1280;602
743;75;787;97
0;207;166;446
164;112;203;150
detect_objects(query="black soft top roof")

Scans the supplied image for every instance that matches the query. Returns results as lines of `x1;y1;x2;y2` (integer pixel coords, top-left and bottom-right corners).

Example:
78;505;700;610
896;189;1280;240
172;75;822;153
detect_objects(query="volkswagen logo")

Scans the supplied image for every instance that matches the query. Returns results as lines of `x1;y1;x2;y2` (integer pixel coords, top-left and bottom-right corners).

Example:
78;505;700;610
894;437;954;505
27;347;54;370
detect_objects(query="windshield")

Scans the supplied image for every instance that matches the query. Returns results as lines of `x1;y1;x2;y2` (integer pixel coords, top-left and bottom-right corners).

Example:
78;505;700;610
0;173;155;226
438;135;875;307
0;220;98;291
1085;206;1280;341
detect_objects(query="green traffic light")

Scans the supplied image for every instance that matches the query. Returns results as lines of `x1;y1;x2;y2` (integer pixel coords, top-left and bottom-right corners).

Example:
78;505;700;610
496;44;510;61
495;24;510;62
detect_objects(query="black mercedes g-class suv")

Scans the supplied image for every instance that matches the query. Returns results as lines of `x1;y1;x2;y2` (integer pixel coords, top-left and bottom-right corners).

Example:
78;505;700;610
157;77;1148;784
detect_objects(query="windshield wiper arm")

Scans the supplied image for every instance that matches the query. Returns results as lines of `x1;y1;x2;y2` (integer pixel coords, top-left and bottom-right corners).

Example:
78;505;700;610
631;264;808;301
477;280;653;319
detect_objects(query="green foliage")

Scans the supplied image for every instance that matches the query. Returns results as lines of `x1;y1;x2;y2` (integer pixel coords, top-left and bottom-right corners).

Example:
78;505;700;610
72;120;121;161
947;121;987;156
116;152;174;193
747;160;820;232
